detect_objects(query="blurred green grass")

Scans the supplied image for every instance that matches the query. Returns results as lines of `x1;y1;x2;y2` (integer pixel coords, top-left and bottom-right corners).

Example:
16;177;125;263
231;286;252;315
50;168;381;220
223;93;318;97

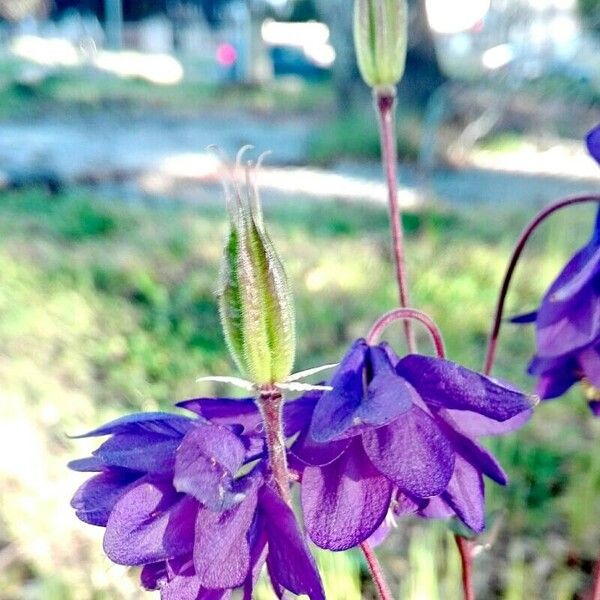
0;188;598;599
0;59;333;119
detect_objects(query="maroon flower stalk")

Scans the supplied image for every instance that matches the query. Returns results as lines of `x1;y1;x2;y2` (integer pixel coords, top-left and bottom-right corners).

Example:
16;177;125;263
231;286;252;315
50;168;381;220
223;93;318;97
483;194;600;376
455;535;476;600
360;541;394;600
367;307;445;356
591;551;600;600
375;89;416;352
258;385;292;505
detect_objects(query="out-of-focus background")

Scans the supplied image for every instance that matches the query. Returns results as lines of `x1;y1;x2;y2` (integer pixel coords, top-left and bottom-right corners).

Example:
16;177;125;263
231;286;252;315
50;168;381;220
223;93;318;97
0;0;599;599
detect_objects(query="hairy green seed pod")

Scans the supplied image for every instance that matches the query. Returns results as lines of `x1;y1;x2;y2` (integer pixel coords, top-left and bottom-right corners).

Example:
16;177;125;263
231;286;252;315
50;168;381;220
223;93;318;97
353;0;408;91
218;159;296;385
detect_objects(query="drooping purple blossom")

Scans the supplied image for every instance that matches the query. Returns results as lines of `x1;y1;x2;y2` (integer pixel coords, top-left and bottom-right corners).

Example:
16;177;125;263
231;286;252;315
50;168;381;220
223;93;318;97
512;207;600;413
291;339;535;550
69;407;324;600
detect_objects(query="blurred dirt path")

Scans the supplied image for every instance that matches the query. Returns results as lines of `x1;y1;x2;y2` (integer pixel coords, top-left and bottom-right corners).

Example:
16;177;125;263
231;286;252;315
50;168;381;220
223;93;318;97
0;112;598;208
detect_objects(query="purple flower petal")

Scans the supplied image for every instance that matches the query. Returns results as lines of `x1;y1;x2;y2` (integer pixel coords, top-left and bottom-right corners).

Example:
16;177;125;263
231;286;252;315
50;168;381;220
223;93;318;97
439;408;533;437
419;496;455;520
435;416;507;485
68;456;105;472
177;398;262;436
71;469;141;526
579;346;600;388
586;124;600;164
104;478;197;565
290;428;350;467
140;561;168;590
72;412;193;438
309;339;368;442
590;400;600;416
363;405;455;498
242;512;268;600
94;432;181;474
536;243;600;358
260;486;325;600
302;439;392;551
441;457;485;533
193;476;260;589
173;423;246;511
311;341;414;442
510;310;538;324
282;392;319;436
397;354;535;421
530;354;579;399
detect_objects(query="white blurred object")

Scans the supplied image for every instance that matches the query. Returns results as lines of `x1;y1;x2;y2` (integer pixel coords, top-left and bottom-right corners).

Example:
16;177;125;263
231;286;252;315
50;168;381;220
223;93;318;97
10;35;184;85
261;19;336;68
426;0;491;34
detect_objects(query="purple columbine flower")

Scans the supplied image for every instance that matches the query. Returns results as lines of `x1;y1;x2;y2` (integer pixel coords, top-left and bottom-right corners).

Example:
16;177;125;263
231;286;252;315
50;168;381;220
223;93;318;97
511;124;600;414
69;406;324;600
290;339;535;550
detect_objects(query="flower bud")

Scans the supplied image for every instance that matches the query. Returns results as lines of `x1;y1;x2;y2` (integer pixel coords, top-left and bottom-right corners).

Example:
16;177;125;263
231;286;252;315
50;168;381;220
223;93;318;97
353;0;408;91
218;154;296;385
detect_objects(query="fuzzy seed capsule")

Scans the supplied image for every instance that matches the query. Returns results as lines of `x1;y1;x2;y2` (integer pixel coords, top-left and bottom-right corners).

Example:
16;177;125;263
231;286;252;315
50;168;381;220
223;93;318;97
218;153;296;386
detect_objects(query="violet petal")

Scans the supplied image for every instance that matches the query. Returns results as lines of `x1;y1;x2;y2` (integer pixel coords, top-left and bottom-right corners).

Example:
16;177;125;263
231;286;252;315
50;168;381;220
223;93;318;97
260;485;325;600
72;412;193;439
104;478;197;565
177;397;262;436
587;124;600;163
397;354;535;421
302;440;392;551
173;422;246;511
310;341;414;442
71;468;141;526
193;477;259;589
439;408;532;437
441;457;485;533
363;405;455;498
579;346;600;388
435;417;508;485
94;432;181;474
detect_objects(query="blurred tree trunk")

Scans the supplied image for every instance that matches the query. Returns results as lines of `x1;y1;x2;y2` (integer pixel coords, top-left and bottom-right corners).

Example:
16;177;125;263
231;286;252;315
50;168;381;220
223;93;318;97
316;0;358;113
401;0;446;105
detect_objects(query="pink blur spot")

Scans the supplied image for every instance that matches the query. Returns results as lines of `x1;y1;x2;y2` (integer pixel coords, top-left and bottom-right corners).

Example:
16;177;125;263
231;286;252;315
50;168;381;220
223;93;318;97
217;43;237;67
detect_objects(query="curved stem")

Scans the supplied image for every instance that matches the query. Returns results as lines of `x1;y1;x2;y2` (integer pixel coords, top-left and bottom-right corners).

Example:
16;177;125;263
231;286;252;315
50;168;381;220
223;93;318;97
367;307;446;358
360;542;394;600
258;386;291;505
375;89;416;352
454;535;475;600
483;195;600;376
590;552;600;600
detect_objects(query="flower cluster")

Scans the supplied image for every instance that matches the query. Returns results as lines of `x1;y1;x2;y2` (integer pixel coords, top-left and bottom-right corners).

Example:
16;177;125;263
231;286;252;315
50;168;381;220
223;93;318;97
514;125;600;415
70;403;325;600
70;338;535;598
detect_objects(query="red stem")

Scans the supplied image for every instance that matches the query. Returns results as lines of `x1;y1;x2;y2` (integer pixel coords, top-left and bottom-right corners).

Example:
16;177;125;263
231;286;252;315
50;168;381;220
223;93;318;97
455;535;476;600
590;552;600;600
360;542;394;600
367;307;446;358
375;89;416;352
257;386;291;505
483;195;600;376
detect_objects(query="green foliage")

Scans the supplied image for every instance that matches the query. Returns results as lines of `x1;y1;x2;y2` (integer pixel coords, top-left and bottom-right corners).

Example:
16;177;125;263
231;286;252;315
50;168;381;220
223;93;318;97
308;107;420;164
0;188;597;598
